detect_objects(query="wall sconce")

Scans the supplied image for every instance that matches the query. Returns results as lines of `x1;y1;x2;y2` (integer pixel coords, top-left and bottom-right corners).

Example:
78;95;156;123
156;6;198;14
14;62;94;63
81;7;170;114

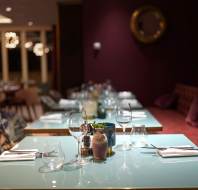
93;42;101;50
93;42;101;58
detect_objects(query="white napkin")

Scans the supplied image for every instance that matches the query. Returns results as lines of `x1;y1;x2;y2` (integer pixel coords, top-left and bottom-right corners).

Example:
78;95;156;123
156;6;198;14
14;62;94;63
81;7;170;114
157;148;198;158
58;99;77;108
120;99;141;109
132;111;147;118
118;91;133;99
0;149;38;161
40;113;64;123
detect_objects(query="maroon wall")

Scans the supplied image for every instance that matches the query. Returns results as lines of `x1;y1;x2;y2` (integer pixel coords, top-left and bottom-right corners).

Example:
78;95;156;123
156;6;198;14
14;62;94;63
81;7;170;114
83;0;197;105
57;3;83;94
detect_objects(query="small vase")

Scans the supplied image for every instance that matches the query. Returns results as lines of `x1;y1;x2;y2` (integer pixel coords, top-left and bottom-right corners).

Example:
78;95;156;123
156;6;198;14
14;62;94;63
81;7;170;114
92;130;108;161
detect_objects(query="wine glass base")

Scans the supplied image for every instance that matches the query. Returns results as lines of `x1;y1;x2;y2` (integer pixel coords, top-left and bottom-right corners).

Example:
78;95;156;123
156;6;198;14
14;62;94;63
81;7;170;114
63;158;88;171
39;164;62;173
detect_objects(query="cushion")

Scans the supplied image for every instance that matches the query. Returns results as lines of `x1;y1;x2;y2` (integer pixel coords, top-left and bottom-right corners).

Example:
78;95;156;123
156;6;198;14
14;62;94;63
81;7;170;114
0;111;27;142
154;93;178;109
0;123;13;154
186;97;198;127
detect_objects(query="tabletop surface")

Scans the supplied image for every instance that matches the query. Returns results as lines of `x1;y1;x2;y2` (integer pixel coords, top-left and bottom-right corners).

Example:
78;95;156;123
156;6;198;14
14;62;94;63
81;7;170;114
25;109;162;134
0;134;198;189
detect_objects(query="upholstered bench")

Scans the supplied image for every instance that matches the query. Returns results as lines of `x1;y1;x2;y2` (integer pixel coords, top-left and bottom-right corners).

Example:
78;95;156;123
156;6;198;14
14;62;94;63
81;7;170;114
149;83;198;145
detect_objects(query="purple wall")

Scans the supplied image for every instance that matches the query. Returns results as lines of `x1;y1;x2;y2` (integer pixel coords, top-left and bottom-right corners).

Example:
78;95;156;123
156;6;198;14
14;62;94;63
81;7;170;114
83;0;197;105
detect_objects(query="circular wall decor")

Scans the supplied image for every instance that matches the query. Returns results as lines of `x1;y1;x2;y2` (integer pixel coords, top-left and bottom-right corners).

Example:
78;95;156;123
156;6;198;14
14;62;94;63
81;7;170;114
130;6;166;44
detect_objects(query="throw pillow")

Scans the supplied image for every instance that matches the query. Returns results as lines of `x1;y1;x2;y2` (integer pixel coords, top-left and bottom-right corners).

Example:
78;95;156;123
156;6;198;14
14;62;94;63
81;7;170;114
0;111;27;142
154;93;178;109
0;124;14;154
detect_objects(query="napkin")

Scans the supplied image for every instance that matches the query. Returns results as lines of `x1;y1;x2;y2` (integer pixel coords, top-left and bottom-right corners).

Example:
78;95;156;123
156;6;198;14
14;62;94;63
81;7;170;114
120;99;142;109
0;149;38;161
132;111;147;118
118;91;134;99
40;113;64;123
58;99;78;108
157;148;198;158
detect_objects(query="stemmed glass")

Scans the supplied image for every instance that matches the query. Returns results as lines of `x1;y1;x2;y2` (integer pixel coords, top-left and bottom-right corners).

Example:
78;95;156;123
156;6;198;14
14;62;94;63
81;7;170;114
115;107;132;151
66;112;88;169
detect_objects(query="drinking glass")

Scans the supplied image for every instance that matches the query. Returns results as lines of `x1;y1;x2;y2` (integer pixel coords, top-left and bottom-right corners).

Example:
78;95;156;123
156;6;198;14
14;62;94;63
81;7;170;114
39;142;65;173
67;112;88;168
103;94;117;118
115;108;132;151
130;125;148;147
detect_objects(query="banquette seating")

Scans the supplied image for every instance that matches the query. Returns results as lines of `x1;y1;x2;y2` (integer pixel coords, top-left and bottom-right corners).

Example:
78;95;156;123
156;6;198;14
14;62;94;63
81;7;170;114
149;83;198;145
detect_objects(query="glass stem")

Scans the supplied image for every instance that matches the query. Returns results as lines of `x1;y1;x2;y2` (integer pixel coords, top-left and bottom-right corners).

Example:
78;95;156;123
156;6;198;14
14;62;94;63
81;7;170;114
123;126;126;134
77;140;81;160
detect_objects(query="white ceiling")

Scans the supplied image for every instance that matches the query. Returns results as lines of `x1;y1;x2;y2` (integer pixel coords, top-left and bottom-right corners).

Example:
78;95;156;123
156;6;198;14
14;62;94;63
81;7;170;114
0;0;81;26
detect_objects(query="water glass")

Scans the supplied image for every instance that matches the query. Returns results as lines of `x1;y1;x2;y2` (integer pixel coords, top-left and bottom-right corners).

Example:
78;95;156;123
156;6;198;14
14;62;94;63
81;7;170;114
39;142;65;173
130;125;148;147
103;94;117;118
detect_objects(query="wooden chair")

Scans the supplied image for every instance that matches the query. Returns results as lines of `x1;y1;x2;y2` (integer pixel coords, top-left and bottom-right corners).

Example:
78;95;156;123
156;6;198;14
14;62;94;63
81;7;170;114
49;89;63;102
0;92;6;110
14;87;42;121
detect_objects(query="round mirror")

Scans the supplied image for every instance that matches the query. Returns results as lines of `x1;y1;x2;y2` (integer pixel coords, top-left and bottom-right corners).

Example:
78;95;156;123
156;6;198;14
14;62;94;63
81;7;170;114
130;6;166;44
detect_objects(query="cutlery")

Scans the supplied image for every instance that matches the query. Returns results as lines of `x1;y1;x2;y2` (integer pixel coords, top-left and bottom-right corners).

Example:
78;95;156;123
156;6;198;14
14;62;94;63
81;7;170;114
4;150;57;158
147;144;198;150
141;144;198;150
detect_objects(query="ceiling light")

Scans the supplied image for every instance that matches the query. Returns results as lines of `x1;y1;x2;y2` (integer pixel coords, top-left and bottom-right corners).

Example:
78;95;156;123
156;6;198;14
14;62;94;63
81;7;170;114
5;7;12;12
28;21;33;26
0;14;12;24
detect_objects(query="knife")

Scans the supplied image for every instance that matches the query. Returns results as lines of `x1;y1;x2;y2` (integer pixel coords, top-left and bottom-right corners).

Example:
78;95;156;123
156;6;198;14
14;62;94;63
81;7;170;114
142;145;198;150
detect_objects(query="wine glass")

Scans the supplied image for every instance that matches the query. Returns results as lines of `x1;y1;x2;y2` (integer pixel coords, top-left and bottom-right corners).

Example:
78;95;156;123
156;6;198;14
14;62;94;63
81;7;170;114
39;141;65;173
66;112;88;169
115;107;132;151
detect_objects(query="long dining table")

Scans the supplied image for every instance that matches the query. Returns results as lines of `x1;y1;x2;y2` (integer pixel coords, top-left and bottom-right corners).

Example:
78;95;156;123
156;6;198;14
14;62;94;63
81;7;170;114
0;134;198;189
24;109;162;136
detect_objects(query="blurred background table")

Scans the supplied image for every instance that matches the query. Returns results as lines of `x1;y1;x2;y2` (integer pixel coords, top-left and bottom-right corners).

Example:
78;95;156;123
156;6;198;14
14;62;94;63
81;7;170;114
24;109;162;136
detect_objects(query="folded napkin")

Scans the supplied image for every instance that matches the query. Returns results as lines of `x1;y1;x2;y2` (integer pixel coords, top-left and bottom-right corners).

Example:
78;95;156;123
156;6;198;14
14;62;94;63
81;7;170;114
132;111;147;118
118;91;134;99
157;148;198;158
120;99;142;109
0;149;38;161
40;113;64;123
58;99;77;108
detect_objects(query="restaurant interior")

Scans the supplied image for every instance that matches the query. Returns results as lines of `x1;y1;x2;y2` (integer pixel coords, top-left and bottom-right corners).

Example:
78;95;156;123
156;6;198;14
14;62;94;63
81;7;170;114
0;0;198;189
